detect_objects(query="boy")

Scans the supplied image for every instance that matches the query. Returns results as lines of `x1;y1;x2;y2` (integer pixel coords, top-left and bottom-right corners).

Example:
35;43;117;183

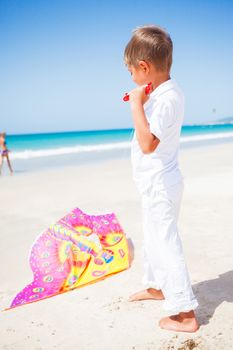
124;25;199;332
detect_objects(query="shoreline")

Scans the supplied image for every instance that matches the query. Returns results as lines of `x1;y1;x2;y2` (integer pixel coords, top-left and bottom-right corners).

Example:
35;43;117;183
1;136;233;177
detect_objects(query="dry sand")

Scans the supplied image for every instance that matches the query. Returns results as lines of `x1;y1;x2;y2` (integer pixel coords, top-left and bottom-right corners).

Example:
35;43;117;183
0;142;233;350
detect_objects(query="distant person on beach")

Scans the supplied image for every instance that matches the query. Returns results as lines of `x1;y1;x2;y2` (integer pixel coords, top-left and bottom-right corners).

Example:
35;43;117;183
0;132;13;175
124;25;199;332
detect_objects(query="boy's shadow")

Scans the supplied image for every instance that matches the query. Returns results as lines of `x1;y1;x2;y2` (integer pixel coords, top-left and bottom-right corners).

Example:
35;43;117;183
193;270;233;325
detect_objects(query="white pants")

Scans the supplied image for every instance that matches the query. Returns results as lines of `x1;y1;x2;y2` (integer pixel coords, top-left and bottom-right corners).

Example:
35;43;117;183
141;181;198;314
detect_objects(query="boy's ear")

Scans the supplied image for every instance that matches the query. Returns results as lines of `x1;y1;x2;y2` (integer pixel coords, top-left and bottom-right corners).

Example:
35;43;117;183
138;60;150;73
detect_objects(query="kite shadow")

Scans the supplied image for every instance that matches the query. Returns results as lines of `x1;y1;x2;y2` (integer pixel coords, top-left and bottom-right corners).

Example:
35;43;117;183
127;237;135;267
193;270;233;325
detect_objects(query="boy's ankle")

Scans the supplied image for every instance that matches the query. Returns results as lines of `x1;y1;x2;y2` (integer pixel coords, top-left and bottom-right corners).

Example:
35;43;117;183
179;310;196;318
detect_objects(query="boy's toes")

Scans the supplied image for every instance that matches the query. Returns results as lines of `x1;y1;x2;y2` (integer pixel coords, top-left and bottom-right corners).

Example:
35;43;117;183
128;291;142;301
159;316;177;331
128;289;164;302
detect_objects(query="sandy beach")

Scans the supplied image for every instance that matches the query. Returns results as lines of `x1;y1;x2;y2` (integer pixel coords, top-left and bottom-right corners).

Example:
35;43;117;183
1;142;233;350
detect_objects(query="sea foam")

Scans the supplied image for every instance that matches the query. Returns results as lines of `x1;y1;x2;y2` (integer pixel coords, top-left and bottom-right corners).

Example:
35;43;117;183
10;132;233;160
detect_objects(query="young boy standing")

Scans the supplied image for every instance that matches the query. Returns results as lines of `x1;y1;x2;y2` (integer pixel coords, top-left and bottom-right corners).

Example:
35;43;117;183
124;25;199;332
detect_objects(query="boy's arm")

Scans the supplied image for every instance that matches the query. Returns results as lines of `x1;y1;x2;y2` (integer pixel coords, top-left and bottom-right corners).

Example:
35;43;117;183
131;102;160;154
129;84;160;153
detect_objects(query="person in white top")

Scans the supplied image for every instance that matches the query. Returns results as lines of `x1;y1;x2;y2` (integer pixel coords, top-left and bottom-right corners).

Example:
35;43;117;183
131;78;184;195
124;25;199;332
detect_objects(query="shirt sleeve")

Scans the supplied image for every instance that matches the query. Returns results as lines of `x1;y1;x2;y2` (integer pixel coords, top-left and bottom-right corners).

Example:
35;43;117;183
148;100;174;142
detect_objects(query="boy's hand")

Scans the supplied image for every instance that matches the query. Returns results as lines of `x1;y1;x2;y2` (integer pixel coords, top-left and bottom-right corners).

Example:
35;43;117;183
128;84;152;106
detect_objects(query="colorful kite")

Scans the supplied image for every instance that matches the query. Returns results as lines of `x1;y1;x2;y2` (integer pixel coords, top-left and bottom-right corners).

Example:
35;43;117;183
6;208;130;310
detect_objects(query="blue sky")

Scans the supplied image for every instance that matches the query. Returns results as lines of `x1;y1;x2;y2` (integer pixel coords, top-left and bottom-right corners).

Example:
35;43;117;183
0;0;233;134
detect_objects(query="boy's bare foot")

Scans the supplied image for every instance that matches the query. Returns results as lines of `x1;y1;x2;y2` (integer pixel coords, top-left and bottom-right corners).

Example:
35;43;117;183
128;288;164;301
159;310;199;333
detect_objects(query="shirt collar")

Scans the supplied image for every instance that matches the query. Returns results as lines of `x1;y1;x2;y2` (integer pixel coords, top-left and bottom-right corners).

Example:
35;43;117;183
144;78;176;108
151;78;176;97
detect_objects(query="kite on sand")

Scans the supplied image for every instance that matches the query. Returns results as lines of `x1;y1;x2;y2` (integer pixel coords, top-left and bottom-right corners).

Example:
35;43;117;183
6;208;130;310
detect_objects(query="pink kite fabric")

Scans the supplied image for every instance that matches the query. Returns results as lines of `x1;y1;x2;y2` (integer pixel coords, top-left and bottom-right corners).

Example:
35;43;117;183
8;208;130;310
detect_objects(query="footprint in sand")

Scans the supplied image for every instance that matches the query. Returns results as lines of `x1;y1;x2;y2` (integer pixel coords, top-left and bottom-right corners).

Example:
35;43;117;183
103;296;124;311
159;335;208;350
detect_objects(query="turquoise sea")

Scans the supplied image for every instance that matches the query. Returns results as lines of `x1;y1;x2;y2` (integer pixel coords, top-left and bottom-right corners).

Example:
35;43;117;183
3;123;233;173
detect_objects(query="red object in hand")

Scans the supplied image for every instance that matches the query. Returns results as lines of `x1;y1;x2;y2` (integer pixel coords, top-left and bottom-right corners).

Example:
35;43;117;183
123;82;152;102
145;82;152;94
123;93;130;102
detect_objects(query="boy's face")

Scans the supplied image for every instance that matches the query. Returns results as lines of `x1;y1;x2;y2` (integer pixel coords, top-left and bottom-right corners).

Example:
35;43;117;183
126;62;149;86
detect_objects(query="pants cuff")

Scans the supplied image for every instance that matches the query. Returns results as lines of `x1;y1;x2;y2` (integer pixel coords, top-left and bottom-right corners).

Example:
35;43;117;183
163;297;199;315
142;278;160;290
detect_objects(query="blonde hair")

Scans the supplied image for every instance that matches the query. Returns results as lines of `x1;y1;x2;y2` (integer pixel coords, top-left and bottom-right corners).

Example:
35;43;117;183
124;25;173;72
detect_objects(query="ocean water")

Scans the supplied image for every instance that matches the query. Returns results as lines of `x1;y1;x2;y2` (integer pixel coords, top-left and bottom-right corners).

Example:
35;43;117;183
2;123;233;173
